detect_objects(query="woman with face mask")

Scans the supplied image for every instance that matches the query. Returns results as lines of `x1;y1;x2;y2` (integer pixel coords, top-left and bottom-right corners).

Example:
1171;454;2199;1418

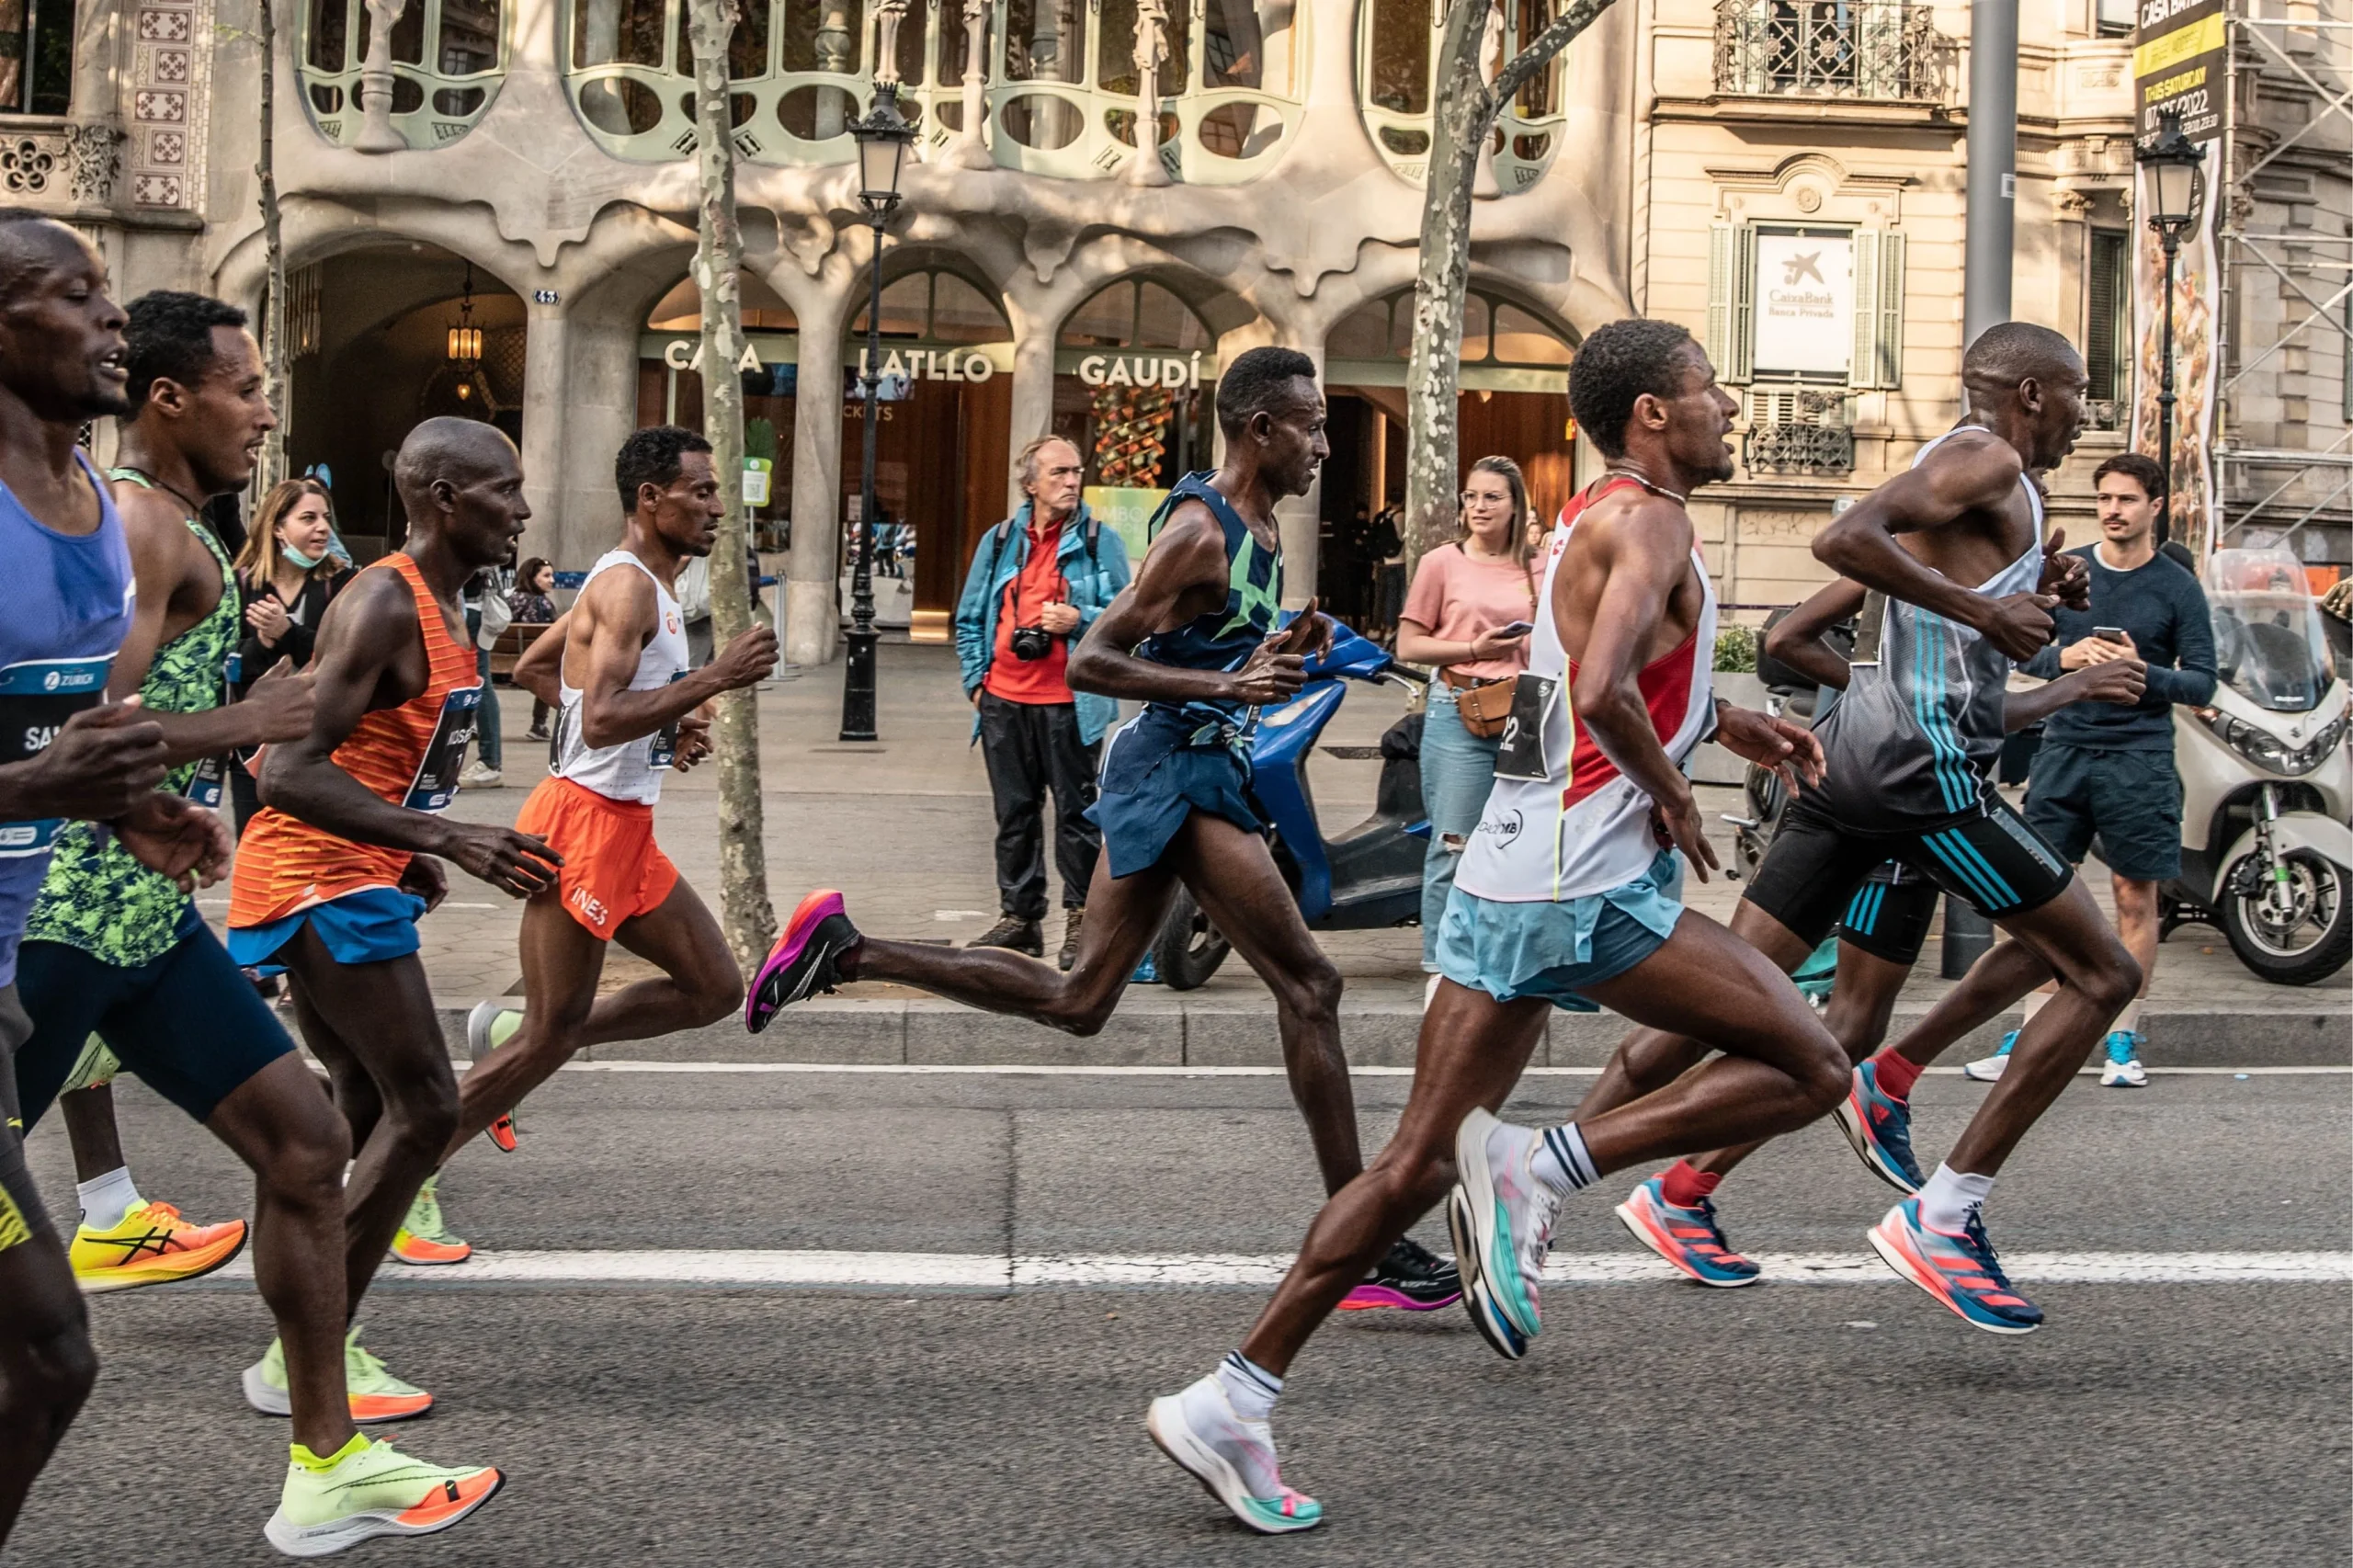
228;478;347;826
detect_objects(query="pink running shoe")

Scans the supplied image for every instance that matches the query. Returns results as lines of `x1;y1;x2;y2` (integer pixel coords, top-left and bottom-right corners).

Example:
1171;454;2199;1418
745;890;860;1034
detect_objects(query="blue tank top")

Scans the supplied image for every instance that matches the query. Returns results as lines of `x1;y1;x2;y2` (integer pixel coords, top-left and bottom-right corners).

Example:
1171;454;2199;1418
0;454;135;986
1131;472;1283;735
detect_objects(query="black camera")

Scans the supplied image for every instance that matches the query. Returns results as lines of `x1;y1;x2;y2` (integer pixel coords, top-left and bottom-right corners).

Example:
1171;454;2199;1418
1009;625;1054;662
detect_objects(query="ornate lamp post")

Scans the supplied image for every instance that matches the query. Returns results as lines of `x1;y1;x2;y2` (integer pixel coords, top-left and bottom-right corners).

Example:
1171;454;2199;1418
839;85;916;744
2135;108;2206;550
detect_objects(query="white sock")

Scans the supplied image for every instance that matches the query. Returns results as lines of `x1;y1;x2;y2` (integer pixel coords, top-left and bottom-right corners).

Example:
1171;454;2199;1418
1917;1164;1996;1234
76;1165;142;1231
2114;998;2143;1038
1529;1122;1599;1197
2020;989;2054;1025
1216;1351;1282;1424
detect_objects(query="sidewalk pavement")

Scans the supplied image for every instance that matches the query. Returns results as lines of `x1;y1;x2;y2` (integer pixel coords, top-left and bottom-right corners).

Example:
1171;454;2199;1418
200;642;2347;1066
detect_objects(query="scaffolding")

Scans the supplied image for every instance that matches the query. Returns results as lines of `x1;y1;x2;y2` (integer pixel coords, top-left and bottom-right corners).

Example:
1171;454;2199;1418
2213;1;2353;572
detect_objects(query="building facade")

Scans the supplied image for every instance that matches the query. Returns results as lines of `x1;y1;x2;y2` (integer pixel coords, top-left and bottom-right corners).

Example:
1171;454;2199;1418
12;0;2346;663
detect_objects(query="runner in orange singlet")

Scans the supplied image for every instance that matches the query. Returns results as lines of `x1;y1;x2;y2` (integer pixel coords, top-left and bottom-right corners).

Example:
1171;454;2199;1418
224;420;558;1494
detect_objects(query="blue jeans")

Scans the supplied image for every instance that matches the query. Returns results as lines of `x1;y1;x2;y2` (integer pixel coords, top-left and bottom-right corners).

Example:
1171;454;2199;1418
1419;685;1502;969
474;646;503;769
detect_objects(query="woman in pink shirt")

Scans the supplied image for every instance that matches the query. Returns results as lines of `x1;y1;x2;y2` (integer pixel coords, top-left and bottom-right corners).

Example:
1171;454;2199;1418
1396;455;1540;974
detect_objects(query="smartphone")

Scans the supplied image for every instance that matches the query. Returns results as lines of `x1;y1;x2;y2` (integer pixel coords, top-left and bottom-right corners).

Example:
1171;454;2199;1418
2095;626;2128;643
1496;620;1536;638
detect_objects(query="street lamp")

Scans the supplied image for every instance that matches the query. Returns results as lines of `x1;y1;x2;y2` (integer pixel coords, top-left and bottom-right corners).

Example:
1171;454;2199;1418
838;84;917;744
2136;108;2206;551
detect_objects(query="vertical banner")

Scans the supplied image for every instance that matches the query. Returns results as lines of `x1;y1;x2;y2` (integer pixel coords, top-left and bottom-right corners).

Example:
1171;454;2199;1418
2131;0;2227;560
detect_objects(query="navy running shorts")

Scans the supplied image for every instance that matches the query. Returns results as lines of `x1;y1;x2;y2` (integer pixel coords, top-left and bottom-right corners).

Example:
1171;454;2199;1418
14;925;296;1128
1088;709;1264;880
1745;790;2075;953
1834;861;1944;967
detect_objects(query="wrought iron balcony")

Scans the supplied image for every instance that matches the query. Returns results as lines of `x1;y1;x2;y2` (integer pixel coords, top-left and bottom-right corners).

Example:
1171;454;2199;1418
2085;399;2126;433
1714;0;1954;103
1745;387;1857;474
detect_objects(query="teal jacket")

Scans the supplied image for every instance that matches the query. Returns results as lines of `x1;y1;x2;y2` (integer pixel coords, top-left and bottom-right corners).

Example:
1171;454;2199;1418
954;501;1131;744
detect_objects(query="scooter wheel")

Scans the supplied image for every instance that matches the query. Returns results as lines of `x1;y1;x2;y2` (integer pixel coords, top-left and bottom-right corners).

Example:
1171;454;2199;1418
2217;848;2351;985
1151;886;1231;992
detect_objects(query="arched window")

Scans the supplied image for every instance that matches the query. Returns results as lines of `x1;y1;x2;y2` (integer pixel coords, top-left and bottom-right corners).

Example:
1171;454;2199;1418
301;0;506;147
850;267;1013;343
1326;287;1574;386
1054;278;1220;492
1357;0;1564;191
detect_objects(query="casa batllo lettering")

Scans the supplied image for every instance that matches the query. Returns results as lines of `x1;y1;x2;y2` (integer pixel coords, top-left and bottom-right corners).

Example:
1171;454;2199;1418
1076;352;1205;390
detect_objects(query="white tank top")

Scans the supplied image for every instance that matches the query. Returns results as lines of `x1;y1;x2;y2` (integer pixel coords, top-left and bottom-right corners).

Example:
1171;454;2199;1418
1457;479;1719;903
550;549;691;804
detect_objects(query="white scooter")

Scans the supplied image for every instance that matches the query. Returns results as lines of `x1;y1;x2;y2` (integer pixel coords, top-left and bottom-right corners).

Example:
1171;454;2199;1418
2161;547;2350;985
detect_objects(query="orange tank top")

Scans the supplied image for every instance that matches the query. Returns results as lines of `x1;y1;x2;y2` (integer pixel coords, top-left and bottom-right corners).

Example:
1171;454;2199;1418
228;552;483;926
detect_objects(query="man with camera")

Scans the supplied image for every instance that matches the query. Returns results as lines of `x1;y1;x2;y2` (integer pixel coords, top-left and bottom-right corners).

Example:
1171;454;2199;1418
953;435;1132;970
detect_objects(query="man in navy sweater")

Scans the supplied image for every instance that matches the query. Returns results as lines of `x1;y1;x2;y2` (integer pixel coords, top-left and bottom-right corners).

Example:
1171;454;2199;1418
1968;451;2215;1086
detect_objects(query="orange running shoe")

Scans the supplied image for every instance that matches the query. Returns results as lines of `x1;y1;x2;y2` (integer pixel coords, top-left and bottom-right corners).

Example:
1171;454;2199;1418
70;1201;247;1294
244;1325;436;1424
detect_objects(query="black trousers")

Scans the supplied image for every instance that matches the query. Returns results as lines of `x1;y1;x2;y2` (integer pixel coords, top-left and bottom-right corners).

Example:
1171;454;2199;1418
978;691;1103;919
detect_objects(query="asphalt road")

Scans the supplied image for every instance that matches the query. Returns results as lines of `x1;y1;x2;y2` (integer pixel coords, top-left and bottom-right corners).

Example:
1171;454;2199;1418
10;1067;2350;1567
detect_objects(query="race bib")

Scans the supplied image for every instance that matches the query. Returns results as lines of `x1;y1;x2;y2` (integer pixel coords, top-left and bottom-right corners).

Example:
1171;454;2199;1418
0;655;114;857
1493;673;1557;783
403;684;482;812
182;753;225;810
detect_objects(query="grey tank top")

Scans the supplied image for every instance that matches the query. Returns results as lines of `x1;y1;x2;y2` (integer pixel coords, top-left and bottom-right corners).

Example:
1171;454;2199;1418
1811;427;2044;829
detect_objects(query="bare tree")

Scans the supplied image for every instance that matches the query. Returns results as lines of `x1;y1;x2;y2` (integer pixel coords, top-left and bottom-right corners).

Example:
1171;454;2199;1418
254;0;288;492
686;0;778;973
1402;0;1616;565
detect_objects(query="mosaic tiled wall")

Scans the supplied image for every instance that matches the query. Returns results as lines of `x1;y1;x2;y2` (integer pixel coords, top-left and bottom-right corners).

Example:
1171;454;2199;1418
126;0;210;211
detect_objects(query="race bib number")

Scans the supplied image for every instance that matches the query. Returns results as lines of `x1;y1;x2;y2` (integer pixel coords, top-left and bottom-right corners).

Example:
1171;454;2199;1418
404;684;483;812
649;671;690;769
182;753;225;810
1492;673;1557;783
0;655;114;857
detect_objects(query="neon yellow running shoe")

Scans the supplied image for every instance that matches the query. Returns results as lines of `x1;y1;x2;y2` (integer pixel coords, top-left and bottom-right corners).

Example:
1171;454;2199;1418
71;1200;247;1293
265;1433;504;1557
244;1324;435;1424
389;1175;469;1267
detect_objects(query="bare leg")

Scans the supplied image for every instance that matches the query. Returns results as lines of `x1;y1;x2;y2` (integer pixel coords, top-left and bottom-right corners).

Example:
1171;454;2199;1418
1942;880;2139;1175
2111;874;2160;994
206;1054;357;1458
57;1083;125;1183
847;847;1177;1035
276;928;458;1315
1240;983;1549;1374
0;1232;94;1549
1891;937;2054;1071
1165;814;1358;1195
449;881;743;1154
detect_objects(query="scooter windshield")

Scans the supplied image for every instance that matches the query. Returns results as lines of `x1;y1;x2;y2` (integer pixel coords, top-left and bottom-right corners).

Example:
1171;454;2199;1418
2208;551;2336;714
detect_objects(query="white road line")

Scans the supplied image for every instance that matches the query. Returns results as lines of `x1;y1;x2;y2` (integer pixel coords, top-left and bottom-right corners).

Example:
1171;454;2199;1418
209;1250;2353;1289
536;1061;2351;1078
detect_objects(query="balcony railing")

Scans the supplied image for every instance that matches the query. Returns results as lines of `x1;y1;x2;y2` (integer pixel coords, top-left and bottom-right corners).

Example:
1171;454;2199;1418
1714;0;1953;103
1745;387;1857;474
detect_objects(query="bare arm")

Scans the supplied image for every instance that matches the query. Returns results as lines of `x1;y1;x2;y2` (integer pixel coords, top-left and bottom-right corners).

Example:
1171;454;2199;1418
1066;507;1309;707
569;569;777;750
1762;579;1868;692
1812;435;2056;661
2006;658;2147;729
511;611;569;707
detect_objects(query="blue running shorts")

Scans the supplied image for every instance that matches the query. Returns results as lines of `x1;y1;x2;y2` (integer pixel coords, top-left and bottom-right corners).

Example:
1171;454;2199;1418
1436;850;1686;1012
225;885;429;975
1088;709;1264;880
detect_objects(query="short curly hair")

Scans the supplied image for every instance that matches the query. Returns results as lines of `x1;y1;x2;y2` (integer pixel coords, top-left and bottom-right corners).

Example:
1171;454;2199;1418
1567;318;1700;460
1214;346;1319;437
2093;450;2165;503
615;424;714;512
123;290;248;414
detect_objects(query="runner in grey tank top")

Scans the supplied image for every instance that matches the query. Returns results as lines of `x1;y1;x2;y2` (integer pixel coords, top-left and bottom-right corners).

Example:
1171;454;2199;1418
1812;426;2049;829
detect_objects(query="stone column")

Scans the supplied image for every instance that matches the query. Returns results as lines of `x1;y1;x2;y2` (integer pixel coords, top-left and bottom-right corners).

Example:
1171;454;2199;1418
1279;332;1324;608
354;0;407;153
784;289;849;666
1125;0;1171;187
872;0;909;84
939;0;994;171
518;292;571;562
551;312;640;573
1003;297;1059;514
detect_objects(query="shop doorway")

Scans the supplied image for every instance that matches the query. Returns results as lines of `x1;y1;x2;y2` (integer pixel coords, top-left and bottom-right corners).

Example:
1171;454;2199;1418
1053;278;1222;559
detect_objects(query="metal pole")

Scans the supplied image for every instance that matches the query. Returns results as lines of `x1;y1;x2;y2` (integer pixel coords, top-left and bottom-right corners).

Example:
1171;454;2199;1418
839;209;885;743
2156;230;2180;550
1961;0;2019;346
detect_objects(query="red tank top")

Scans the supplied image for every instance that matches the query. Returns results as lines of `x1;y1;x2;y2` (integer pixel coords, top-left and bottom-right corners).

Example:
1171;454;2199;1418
229;552;483;926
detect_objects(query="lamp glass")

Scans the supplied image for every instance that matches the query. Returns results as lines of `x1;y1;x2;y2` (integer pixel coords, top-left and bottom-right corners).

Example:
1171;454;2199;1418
858;127;904;205
2154;157;2198;226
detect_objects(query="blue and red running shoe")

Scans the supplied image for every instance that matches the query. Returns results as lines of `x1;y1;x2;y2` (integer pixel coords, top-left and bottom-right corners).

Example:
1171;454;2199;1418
1612;1176;1761;1287
1833;1059;1925;1193
746;890;860;1035
1337;1237;1461;1312
1868;1198;2043;1335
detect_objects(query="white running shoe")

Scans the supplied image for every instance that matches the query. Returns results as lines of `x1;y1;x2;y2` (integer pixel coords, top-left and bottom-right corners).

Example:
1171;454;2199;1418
1961;1029;2018;1083
1146;1376;1323;1534
2099;1030;2149;1087
1449;1107;1564;1357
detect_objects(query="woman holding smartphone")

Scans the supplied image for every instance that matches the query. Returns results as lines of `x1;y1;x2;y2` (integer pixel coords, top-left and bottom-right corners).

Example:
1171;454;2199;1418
229;477;347;828
1395;455;1540;980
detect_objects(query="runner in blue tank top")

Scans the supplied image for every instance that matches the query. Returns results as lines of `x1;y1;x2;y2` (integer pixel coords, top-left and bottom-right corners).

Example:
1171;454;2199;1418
0;210;230;1553
752;347;1461;1312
